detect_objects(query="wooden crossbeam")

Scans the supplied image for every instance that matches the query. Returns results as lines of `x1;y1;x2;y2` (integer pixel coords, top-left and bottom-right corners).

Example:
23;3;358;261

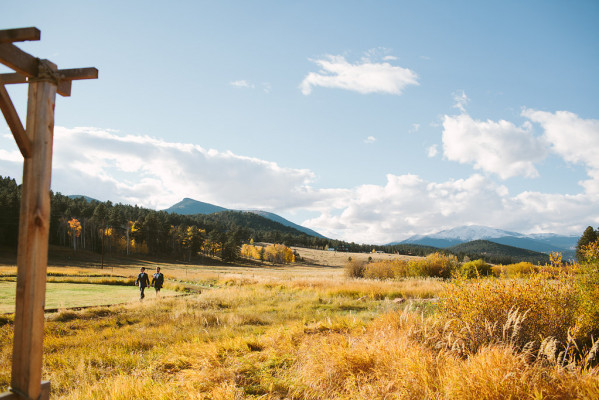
0;27;41;44
0;67;98;97
0;84;31;157
0;73;25;84
59;67;99;81
0;43;39;77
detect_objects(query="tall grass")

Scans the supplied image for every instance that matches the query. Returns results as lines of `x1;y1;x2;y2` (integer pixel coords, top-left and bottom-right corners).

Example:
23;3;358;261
1;261;598;398
440;271;582;353
292;307;599;399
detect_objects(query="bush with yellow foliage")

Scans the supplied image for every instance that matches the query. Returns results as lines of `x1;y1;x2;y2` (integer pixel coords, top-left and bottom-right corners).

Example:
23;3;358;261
241;243;295;264
356;252;459;280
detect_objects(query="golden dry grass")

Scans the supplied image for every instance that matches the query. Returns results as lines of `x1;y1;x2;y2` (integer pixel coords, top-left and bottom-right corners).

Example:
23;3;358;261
0;249;597;399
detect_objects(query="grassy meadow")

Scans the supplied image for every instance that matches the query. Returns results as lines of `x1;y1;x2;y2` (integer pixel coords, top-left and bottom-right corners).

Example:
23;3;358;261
0;246;598;399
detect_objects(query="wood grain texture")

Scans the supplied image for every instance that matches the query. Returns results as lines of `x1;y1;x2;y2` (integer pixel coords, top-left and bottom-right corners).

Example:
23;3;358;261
0;27;41;44
11;79;56;399
0;43;38;77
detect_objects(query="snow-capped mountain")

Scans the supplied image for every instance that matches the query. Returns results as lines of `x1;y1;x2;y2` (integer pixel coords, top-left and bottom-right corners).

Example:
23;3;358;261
424;225;524;241
392;225;578;259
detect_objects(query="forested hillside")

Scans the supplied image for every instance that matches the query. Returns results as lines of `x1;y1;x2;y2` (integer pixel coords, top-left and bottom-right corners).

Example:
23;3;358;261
447;240;550;264
0;176;571;264
0;176;322;261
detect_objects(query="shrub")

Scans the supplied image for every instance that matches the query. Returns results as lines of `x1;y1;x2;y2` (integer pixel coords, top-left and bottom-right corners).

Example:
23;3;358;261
459;259;492;278
241;243;295;264
415;252;459;279
440;271;579;353
575;240;599;340
344;260;365;278
363;259;410;279
491;262;537;277
358;253;459;280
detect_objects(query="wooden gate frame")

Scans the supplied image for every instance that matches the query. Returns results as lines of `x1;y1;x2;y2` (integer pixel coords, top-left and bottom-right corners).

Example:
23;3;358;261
0;27;97;400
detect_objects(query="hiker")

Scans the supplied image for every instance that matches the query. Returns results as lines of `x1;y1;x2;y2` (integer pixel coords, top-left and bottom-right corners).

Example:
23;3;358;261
151;266;164;297
135;267;150;300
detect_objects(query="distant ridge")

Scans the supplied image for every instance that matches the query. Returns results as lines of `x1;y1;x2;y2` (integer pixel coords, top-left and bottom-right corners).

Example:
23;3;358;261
67;195;99;203
246;210;326;239
163;198;326;239
447;240;550;264
393;225;578;260
164;198;228;215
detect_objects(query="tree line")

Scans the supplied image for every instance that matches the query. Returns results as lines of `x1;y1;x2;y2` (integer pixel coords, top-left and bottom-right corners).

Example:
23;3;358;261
1;176;405;261
3;176;593;264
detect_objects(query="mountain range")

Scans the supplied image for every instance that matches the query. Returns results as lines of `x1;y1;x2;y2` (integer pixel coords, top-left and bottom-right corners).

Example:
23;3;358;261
392;225;578;260
163;198;326;239
68;195;579;259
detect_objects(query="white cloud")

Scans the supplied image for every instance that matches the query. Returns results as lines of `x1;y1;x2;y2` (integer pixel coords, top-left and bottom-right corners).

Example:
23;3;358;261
442;113;548;179
453;90;469;113
523;110;599;163
302;172;599;243
442;108;599;192
523;109;599;195
49;127;316;210
262;82;272;93
427;144;438;158
4;124;597;245
230;80;254;89
409;123;420;134
300;54;418;95
364;136;376;144
0;148;22;162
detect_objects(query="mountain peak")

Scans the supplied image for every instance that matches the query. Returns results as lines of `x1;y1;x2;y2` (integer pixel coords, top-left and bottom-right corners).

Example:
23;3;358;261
432;225;523;241
164;198;228;215
395;224;578;259
163;199;327;239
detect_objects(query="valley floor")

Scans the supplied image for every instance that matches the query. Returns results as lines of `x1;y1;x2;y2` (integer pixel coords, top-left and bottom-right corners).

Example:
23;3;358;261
0;250;597;399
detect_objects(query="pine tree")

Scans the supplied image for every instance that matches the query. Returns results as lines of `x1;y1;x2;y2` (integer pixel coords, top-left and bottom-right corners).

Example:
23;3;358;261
577;226;598;262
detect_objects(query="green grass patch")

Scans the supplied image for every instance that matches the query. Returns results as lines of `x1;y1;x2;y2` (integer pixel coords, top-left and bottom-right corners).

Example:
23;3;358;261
0;282;180;313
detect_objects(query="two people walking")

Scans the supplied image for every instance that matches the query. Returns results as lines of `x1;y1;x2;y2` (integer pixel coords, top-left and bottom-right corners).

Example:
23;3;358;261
135;266;164;299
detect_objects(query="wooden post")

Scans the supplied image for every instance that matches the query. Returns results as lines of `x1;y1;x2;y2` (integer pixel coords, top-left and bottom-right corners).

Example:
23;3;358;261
0;27;97;399
10;69;57;400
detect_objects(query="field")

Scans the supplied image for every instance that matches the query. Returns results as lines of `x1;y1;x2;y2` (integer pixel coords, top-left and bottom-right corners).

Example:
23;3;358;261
0;282;181;313
0;247;597;399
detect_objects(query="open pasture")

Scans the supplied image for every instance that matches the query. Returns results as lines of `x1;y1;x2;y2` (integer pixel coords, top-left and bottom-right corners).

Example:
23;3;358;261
0;249;597;399
0;282;180;313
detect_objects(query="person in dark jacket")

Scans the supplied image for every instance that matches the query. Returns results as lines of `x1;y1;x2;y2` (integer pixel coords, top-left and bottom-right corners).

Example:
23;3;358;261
151;266;164;297
135;267;150;300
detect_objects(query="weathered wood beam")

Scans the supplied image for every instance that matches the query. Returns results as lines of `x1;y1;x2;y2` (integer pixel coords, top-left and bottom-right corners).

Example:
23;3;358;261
11;79;56;400
0;68;98;83
0;84;31;158
0;67;98;97
0;43;39;77
59;67;99;81
0;27;41;44
57;80;72;97
0;72;27;84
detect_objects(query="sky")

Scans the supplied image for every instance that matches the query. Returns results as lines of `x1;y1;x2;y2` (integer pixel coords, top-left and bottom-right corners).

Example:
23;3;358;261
1;1;598;244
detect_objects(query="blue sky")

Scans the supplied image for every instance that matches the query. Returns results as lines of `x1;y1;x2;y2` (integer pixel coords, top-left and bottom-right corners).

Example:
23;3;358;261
1;1;598;243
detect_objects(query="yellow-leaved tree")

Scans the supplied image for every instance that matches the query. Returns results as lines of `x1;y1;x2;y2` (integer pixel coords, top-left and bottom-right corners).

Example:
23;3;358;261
67;218;82;251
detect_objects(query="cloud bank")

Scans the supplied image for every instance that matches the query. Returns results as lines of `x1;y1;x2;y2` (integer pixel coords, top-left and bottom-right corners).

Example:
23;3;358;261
1;109;597;244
